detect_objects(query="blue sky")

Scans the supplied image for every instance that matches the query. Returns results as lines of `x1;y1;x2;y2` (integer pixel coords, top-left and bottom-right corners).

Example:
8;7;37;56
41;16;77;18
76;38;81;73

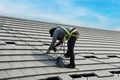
0;0;120;31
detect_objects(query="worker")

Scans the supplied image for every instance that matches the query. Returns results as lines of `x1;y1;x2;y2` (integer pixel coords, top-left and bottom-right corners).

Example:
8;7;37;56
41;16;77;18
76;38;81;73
46;26;79;68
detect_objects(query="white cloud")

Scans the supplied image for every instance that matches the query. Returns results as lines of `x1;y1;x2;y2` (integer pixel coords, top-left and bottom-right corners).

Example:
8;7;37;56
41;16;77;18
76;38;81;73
0;1;36;17
0;0;119;31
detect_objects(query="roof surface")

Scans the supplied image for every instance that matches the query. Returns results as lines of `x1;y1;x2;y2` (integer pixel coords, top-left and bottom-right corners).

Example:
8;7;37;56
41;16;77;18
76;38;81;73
0;16;120;80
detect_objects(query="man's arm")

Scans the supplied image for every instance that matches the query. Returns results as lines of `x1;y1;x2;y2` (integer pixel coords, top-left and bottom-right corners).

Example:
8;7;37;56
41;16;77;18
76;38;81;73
55;40;63;47
46;30;58;54
49;30;58;50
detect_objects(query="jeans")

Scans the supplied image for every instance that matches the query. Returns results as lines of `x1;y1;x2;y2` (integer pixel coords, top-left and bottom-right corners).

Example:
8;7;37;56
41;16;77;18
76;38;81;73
66;36;76;65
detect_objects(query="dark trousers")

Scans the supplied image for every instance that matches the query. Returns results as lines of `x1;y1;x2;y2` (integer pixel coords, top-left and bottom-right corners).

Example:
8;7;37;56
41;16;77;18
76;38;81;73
66;36;76;65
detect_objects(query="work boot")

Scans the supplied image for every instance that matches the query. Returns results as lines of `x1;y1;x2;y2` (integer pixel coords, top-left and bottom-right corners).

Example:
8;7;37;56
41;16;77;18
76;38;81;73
64;53;70;58
64;64;75;68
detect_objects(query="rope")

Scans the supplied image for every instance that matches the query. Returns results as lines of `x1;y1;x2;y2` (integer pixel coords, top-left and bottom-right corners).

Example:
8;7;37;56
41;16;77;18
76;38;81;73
62;41;66;62
56;41;66;62
63;41;66;54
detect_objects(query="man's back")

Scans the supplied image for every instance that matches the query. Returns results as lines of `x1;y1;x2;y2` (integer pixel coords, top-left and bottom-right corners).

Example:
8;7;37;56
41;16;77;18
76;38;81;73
49;26;73;49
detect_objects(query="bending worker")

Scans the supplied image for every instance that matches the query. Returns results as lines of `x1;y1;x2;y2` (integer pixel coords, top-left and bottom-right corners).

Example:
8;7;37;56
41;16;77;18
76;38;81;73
46;26;79;68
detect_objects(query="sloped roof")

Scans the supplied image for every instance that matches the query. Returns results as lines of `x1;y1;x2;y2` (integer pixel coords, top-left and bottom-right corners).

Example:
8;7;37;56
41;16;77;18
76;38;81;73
0;16;120;80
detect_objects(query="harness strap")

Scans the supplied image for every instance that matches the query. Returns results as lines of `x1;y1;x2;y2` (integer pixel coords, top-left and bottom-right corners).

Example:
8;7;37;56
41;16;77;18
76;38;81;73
61;26;70;34
61;26;77;41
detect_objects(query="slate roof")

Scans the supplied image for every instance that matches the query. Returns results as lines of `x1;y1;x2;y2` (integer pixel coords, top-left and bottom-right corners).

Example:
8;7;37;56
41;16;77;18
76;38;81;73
0;16;120;80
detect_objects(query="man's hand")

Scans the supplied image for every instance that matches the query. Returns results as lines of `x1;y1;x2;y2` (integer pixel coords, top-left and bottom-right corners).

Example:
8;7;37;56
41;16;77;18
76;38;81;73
53;47;57;52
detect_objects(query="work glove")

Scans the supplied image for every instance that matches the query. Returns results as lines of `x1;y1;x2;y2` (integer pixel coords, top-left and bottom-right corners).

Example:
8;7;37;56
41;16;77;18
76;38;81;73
53;47;57;52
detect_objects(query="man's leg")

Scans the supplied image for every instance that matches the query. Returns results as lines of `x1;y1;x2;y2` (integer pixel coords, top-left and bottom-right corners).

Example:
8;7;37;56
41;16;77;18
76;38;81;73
66;36;76;68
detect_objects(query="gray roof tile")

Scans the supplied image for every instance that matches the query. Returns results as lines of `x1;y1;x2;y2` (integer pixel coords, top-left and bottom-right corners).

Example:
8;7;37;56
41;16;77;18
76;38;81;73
0;63;12;70
58;74;73;80
0;71;10;79
33;68;48;74
21;68;37;76
0;56;13;62
94;71;113;77
94;55;109;59
74;77;87;80
45;67;60;73
10;62;25;68
34;75;47;80
6;69;24;78
8;78;20;80
22;62;36;67
1;16;120;80
77;64;117;71
10;56;24;61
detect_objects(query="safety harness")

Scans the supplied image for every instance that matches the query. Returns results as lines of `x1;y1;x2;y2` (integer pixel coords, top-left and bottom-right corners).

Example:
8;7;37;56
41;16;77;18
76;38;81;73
54;26;79;53
60;26;78;41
